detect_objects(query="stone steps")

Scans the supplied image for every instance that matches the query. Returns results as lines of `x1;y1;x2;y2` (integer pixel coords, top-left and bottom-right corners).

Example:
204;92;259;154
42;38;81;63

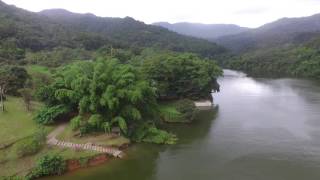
47;138;123;158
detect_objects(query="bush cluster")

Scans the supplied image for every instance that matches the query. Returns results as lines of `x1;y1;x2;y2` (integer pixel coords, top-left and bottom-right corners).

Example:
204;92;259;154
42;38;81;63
175;99;197;122
26;154;66;179
132;123;177;144
34;105;70;125
14;129;46;158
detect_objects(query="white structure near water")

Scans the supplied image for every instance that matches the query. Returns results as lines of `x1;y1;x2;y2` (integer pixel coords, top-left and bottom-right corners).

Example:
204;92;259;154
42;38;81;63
194;101;213;107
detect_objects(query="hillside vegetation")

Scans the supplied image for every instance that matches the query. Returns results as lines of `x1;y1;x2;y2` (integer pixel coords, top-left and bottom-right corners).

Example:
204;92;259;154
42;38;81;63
228;35;320;78
0;0;226;66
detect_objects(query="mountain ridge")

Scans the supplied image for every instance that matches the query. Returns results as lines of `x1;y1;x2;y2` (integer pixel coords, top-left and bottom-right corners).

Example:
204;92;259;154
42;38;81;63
0;0;226;61
153;22;249;40
215;13;320;53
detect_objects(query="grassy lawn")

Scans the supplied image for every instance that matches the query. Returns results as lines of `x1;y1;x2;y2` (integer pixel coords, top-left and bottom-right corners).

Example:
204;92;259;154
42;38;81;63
25;65;51;75
0;145;100;177
0;96;47;176
0;96;129;177
0;96;44;145
0;97;98;177
57;125;130;147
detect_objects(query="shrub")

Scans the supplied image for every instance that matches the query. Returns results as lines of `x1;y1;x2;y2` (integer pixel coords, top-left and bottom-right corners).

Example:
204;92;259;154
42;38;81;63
79;125;91;136
142;127;177;145
35;86;57;106
34;105;70;125
33;128;47;144
78;157;90;167
14;130;46;158
159;99;197;123
14;138;41;158
70;116;83;130
73;115;105;135
159;105;182;123
88;114;103;130
175;99;197;122
132;123;177;144
27;154;66;179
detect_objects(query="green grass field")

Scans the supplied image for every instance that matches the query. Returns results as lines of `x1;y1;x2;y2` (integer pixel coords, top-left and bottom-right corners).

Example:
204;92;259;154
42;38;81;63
25;65;51;75
1;145;101;177
0;96;43;145
0;96;46;176
0;97;128;177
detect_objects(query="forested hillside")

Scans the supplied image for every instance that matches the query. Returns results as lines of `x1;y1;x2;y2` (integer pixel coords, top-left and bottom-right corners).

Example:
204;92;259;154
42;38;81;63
0;0;226;65
228;35;320;78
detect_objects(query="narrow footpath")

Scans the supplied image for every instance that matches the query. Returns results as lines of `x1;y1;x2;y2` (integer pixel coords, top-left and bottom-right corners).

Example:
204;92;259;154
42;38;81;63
46;124;124;158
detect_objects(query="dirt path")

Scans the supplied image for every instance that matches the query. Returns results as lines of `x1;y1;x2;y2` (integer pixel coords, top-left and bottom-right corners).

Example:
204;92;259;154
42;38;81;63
46;124;124;158
47;123;67;140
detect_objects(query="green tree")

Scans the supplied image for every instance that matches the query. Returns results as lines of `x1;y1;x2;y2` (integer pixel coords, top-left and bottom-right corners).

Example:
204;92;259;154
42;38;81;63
27;154;66;179
37;58;158;135
19;88;33;111
0;66;29;96
0;38;25;61
0;84;6;112
140;52;222;100
0;66;29;111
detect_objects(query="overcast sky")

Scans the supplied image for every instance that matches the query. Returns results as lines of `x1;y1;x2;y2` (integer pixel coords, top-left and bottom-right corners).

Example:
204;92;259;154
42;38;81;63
3;0;320;28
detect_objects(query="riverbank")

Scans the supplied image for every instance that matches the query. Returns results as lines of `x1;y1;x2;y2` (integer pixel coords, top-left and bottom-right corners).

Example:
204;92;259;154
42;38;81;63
44;69;320;180
0;97;129;179
44;108;219;180
1;130;129;179
1;97;210;179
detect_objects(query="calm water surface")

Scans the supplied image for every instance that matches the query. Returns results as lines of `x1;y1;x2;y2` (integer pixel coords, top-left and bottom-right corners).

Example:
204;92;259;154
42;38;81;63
48;70;320;180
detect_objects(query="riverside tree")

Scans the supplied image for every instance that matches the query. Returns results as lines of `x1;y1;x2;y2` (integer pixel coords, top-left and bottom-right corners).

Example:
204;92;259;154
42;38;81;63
140;52;222;100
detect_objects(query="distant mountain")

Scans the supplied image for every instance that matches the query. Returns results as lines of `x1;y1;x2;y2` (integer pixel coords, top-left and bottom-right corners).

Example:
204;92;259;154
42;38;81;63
223;13;320;78
215;13;320;53
0;0;226;63
153;22;249;39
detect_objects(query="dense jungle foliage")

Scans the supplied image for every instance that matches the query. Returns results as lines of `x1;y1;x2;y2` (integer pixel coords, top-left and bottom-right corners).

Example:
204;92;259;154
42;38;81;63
228;36;320;78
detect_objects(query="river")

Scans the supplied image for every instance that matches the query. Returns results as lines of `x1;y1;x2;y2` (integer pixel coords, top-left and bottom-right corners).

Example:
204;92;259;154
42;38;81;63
47;69;320;180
